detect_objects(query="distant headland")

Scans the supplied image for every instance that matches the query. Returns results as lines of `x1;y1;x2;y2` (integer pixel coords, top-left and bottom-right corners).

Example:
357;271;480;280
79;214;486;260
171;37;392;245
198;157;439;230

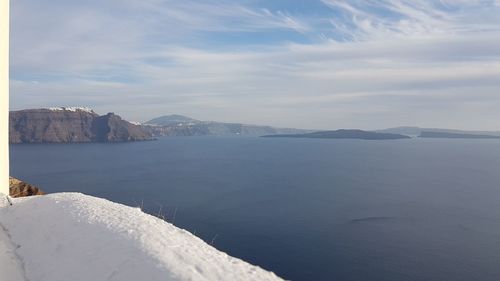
262;129;411;140
9;108;152;143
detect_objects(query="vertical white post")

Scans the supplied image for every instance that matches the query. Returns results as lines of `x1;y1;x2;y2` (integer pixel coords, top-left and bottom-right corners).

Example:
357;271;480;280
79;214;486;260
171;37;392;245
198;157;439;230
0;0;9;195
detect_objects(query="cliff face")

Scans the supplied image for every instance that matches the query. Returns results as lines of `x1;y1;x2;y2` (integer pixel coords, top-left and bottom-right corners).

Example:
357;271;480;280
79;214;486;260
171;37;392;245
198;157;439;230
92;113;152;142
9;109;152;143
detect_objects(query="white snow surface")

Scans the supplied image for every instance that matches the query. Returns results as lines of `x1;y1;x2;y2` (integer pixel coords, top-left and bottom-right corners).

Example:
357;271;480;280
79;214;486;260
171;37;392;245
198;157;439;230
0;213;25;281
0;193;284;281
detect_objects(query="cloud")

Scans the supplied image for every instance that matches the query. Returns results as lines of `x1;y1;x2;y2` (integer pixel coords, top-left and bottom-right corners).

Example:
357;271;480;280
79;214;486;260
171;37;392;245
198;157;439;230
9;0;500;130
10;0;308;75
321;0;500;40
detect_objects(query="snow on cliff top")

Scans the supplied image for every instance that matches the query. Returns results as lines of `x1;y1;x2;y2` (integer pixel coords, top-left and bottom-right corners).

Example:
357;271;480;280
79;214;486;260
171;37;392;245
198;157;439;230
47;107;94;113
0;193;284;281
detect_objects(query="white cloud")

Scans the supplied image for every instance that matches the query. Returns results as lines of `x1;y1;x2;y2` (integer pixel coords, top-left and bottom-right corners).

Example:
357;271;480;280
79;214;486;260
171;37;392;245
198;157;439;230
321;0;500;40
9;0;500;130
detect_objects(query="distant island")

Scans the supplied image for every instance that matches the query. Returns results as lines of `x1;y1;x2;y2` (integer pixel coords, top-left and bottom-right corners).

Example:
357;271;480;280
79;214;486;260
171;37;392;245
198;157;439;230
262;129;411;140
141;114;311;137
377;126;500;138
9;107;152;144
419;131;500;139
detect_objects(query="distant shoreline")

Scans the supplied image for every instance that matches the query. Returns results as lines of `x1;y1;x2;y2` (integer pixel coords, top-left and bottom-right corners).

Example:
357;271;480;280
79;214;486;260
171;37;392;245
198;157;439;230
262;129;410;140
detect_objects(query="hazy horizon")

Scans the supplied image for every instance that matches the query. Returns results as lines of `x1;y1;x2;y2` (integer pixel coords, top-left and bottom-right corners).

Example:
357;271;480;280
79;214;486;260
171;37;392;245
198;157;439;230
10;0;500;131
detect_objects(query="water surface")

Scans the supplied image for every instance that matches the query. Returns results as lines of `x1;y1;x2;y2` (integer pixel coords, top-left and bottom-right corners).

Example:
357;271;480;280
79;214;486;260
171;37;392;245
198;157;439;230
10;137;500;281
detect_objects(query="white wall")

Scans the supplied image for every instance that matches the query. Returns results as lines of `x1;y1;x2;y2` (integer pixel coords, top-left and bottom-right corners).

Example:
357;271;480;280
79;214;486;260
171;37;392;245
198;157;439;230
0;0;9;195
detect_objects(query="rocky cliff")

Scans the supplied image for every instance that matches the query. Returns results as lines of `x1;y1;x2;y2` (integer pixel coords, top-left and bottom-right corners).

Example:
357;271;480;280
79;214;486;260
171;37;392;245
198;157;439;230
9;108;152;143
9;177;44;197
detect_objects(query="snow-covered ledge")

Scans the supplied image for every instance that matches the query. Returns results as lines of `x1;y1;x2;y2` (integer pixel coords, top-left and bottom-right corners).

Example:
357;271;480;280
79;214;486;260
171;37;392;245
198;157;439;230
0;0;9;196
0;193;284;281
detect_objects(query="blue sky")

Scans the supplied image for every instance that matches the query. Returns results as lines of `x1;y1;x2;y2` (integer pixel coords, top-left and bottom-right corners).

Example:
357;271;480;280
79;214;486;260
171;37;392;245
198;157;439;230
10;0;500;130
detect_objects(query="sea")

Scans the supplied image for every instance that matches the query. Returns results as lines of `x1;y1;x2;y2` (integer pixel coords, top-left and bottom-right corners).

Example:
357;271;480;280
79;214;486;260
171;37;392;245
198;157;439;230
10;136;500;281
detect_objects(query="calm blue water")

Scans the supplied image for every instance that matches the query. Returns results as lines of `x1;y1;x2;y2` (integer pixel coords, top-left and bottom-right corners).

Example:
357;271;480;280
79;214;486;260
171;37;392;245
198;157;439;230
10;137;500;281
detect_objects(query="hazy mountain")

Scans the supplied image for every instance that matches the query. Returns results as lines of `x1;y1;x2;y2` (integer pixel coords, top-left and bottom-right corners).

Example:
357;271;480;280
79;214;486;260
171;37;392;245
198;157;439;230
142;115;311;137
9;108;153;143
419;131;500;139
145;115;201;126
377;126;500;137
262;129;410;140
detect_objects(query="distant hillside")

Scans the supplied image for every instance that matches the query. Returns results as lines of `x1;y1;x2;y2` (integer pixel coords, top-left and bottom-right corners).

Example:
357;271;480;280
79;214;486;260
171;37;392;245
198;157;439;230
142;115;311;137
145;115;201;126
10;108;153;143
419;131;500;139
262;129;410;140
377;126;500;137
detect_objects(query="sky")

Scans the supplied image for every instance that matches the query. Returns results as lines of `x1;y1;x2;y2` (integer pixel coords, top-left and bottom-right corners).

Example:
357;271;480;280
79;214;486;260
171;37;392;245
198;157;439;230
9;0;500;130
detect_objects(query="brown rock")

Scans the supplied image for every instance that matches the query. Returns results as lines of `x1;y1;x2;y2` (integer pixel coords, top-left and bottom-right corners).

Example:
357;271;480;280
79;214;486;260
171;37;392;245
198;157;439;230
9;177;45;198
